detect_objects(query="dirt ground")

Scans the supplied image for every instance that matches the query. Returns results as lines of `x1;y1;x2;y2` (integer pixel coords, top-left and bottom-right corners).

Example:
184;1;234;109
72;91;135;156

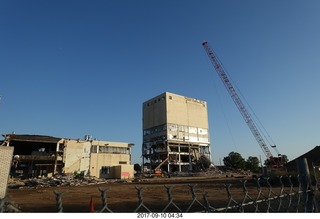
6;176;260;213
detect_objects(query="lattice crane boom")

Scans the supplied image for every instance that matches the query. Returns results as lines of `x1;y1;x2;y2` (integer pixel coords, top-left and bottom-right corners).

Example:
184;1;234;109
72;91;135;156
202;41;277;163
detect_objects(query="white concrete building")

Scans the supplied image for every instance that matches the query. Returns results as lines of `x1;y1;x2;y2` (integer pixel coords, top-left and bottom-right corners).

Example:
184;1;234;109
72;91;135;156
142;92;211;173
1;134;134;179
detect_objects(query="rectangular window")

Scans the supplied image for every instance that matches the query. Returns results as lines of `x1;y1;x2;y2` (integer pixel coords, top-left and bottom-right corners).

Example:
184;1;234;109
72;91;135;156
91;146;97;153
168;124;177;131
101;166;110;174
119;161;127;164
98;146;129;154
178;125;185;131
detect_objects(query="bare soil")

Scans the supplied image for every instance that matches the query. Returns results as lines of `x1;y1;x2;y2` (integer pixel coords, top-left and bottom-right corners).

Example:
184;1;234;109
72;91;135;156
6;176;259;213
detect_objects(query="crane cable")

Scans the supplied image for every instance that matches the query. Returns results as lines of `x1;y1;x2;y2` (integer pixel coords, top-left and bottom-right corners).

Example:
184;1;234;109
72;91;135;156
223;64;278;152
232;80;277;147
207;47;278;155
203;50;239;153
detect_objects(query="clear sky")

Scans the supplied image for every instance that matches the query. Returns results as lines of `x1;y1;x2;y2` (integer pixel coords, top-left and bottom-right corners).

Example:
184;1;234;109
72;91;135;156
1;1;320;165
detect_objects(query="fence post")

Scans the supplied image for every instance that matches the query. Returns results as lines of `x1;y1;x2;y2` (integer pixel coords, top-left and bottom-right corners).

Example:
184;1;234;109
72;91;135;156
296;158;314;212
99;187;113;213
53;190;64;213
134;186;151;212
0;197;5;213
310;162;319;212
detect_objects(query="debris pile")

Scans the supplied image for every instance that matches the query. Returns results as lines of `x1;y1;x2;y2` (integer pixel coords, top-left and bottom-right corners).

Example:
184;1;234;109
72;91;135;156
7;167;254;190
7;175;130;189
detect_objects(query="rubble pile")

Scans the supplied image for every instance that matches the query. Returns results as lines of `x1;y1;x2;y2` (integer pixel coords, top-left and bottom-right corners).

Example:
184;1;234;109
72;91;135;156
7;167;254;190
167;167;253;179
167;166;224;178
7;175;130;189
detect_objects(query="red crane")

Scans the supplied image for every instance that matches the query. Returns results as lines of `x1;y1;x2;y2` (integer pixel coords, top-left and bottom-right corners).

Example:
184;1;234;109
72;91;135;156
202;41;285;167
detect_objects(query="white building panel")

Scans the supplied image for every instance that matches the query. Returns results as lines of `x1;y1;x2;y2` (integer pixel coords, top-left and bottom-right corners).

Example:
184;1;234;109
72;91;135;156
189;127;198;134
0;147;14;199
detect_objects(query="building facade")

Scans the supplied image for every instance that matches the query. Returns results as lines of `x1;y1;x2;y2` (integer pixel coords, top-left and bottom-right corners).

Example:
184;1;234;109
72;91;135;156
1;134;134;179
142;92;211;173
89;140;134;179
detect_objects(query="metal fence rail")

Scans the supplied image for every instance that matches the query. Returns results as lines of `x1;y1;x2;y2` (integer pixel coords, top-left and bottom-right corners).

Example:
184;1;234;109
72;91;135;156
53;175;318;213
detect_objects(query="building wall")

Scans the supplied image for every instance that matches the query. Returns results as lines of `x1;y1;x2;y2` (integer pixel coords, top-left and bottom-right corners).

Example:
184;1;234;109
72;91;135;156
143;92;210;144
63;140;91;175
113;165;134;179
89;140;132;178
143;93;167;130
0;147;14;199
1;134;134;179
166;92;208;128
142;92;211;173
90;153;131;178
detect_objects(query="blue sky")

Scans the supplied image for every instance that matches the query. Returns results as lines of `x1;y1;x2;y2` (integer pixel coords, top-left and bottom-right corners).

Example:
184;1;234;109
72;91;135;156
1;1;320;165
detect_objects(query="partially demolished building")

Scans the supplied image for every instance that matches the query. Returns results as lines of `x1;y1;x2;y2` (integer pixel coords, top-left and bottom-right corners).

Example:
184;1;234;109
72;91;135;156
142;92;212;173
1;134;134;179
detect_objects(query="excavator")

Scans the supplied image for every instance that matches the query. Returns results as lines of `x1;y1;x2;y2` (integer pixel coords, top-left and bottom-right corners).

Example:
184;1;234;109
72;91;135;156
151;157;169;177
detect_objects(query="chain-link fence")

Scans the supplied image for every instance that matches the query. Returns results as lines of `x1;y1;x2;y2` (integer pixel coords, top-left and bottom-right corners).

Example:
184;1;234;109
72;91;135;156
1;175;318;213
1;158;319;213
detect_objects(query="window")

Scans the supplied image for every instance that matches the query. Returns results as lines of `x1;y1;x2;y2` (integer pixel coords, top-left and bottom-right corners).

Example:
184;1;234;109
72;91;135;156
91;146;97;153
98;146;129;154
58;143;64;152
119;161;127;164
168;124;177;131
101;166;110;175
169;96;172;100
178;125;185;131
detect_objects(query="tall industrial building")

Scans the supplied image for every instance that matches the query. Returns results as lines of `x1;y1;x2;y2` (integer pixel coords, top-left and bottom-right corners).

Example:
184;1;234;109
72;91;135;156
142;92;211;173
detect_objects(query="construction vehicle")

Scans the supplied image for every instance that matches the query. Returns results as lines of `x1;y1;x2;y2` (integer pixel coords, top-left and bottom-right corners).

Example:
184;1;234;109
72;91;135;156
151;157;169;177
202;41;286;167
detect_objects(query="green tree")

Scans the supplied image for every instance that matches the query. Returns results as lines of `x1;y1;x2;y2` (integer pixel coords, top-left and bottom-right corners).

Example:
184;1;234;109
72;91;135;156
245;156;260;172
196;155;212;170
223;152;245;170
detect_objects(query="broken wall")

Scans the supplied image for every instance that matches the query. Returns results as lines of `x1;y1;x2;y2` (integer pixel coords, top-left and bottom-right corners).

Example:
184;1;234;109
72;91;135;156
63;140;91;175
0;146;13;199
